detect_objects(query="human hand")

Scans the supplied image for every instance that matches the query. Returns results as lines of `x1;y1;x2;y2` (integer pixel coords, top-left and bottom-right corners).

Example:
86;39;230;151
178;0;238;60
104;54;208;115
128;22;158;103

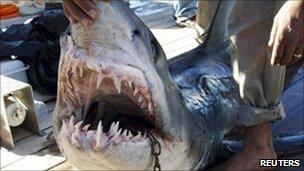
62;0;101;26
268;0;304;65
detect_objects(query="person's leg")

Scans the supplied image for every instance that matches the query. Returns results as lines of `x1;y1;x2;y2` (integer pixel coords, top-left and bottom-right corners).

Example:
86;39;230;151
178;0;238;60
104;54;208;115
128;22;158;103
173;0;197;26
212;1;286;170
211;123;277;171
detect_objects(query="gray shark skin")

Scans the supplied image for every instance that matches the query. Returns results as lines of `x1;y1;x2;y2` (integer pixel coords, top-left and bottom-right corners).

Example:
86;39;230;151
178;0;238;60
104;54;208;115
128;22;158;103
168;1;238;167
53;0;303;170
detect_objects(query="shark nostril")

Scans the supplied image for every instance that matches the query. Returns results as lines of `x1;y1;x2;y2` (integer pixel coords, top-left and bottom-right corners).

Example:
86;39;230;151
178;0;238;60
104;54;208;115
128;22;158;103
132;29;140;36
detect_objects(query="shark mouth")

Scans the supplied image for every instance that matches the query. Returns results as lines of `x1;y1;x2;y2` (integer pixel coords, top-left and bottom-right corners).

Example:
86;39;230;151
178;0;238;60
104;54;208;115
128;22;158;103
59;37;159;150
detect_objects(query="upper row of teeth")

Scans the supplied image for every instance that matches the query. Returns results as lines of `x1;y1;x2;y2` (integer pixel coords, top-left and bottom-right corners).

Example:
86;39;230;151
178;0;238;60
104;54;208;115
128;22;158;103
63;116;147;150
96;71;154;115
62;49;155;115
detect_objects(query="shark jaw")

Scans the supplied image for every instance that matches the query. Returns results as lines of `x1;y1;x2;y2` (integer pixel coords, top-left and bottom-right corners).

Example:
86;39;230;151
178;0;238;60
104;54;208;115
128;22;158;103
57;34;165;148
54;34;169;170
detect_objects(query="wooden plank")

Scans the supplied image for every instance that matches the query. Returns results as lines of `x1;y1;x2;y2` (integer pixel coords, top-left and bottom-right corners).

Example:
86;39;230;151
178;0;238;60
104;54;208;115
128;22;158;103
155;28;195;43
153;26;197;41
157;28;196;46
0;148;20;168
2;145;65;171
46;100;56;113
38;111;54;133
36;99;56;130
165;37;199;59
166;44;198;59
38;100;56;131
149;19;176;30
150;21;177;33
163;36;198;54
151;25;180;37
153;25;195;37
49;161;78;171
2;101;56;168
33;91;56;103
165;41;199;54
1;127;54;168
133;1;173;22
146;15;175;29
140;6;174;24
129;0;151;10
11;127;33;143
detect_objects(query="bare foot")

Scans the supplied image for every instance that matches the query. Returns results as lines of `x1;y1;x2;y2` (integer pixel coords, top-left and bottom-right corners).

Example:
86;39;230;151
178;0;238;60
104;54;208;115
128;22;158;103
209;123;277;171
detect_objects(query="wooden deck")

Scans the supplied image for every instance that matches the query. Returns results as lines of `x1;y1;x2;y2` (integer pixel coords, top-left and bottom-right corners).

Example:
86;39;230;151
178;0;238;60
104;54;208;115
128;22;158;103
0;1;199;170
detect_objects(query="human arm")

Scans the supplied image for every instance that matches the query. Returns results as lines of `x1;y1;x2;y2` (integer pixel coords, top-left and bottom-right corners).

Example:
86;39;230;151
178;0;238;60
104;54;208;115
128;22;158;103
268;0;304;65
62;0;100;26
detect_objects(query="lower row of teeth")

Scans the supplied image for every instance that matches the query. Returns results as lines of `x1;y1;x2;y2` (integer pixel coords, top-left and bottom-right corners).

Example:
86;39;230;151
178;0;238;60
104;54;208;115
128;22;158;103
63;116;147;150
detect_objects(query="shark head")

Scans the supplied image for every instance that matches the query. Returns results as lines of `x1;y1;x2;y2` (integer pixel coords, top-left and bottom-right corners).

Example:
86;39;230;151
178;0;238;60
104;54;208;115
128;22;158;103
53;1;205;170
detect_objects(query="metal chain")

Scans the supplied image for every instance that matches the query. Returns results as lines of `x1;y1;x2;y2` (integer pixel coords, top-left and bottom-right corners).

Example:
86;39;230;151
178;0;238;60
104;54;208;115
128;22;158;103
147;132;161;171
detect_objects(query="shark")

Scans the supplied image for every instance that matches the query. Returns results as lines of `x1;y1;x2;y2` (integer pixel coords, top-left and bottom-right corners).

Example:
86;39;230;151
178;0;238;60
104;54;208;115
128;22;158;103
53;0;303;170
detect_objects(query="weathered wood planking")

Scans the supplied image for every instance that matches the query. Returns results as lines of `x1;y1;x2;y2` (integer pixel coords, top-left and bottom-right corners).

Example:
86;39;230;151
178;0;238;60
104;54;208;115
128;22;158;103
154;26;197;44
138;6;174;24
138;6;198;59
164;35;198;52
11;127;33;143
2;145;65;171
1;127;54;168
49;160;78;171
1;99;57;170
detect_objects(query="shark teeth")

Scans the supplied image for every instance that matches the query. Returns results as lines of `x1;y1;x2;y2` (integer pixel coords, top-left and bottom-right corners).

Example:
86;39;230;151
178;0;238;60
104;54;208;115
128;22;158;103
127;80;133;88
138;95;144;103
70;120;82;148
75;121;83;129
79;65;84;77
69;115;75;125
126;131;133;139
133;87;139;96
68;115;75;134
132;134;141;142
92;66;155;119
148;102;153;112
66;118;147;150
140;102;146;110
94;121;103;150
63;65;156;150
96;71;105;88
112;76;121;93
82;124;90;131
62;120;68;130
109;121;120;135
71;134;81;148
122;130;128;137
